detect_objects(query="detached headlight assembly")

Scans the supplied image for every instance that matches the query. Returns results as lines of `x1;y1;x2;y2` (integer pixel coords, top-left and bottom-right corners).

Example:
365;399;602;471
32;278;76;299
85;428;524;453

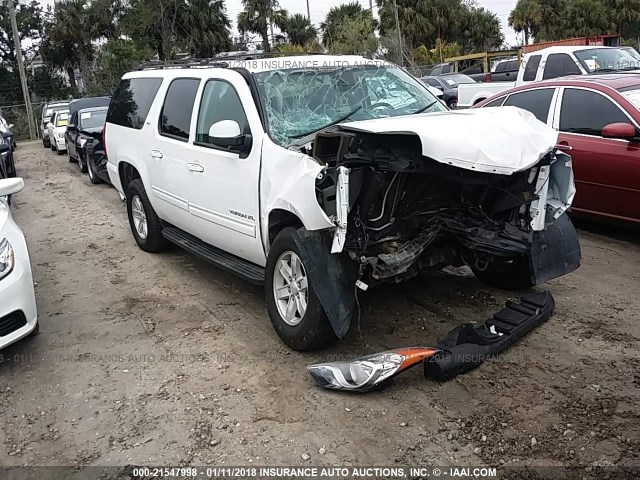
0;238;15;280
307;347;440;392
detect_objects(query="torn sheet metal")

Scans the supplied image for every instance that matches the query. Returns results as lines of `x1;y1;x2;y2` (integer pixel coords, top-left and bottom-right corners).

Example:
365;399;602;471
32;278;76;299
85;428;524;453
331;166;350;254
340;107;559;175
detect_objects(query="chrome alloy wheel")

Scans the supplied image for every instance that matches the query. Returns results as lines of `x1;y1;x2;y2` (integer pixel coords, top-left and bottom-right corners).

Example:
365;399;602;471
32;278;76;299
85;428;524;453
273;251;309;326
131;195;148;240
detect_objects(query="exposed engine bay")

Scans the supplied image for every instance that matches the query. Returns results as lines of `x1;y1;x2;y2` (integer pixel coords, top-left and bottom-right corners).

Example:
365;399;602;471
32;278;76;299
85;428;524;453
310;128;564;285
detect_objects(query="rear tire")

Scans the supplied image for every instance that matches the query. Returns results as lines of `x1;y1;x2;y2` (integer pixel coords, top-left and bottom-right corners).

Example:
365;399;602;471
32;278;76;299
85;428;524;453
126;179;170;253
77;151;87;172
473;255;534;291
265;227;337;351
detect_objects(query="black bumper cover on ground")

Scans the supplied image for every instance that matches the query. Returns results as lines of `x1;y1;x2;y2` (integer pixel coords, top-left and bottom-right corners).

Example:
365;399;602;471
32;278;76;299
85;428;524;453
424;291;555;381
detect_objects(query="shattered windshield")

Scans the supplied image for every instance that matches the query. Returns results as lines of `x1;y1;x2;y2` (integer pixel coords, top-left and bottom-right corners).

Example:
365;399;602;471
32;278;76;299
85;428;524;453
253;65;446;146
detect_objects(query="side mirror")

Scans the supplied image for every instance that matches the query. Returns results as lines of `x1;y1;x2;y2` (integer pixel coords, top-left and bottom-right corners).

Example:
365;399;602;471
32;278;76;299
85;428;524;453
0;177;24;197
208;120;245;148
0;144;9;154
602;122;637;140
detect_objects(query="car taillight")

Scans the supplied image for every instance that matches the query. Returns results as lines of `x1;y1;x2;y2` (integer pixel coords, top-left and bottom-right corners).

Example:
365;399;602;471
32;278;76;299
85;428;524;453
102;124;107;160
485;73;492;82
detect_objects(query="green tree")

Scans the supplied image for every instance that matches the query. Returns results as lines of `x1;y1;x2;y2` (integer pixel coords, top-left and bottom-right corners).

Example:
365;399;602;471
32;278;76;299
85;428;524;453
508;0;541;45
237;0;288;52
324;16;377;54
321;2;376;50
0;0;44;68
180;0;232;57
562;0;608;37
122;0;186;60
606;0;640;35
282;13;317;46
460;7;504;52
86;39;154;95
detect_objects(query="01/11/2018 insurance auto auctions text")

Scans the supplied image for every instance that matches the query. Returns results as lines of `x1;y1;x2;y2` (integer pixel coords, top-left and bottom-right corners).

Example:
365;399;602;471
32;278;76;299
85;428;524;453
130;466;498;479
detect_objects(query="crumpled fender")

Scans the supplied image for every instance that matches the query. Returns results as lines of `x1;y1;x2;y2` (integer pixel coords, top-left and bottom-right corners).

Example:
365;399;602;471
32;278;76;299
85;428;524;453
293;229;358;338
260;138;334;253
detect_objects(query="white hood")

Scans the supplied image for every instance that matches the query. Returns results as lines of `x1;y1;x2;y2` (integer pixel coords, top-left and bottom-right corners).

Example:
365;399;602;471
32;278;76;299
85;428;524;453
340;107;559;175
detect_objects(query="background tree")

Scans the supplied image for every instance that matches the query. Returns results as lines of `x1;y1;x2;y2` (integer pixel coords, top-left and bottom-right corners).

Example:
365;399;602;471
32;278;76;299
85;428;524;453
282;13;317;46
0;0;44;68
508;0;541;45
459;6;504;52
180;0;232;57
321;2;377;51
237;0;287;52
562;0;608;37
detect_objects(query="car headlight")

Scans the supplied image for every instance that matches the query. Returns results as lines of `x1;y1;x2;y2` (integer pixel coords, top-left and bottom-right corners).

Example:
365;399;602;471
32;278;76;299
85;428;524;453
307;347;440;392
58;132;64;139
0;238;15;280
79;138;87;147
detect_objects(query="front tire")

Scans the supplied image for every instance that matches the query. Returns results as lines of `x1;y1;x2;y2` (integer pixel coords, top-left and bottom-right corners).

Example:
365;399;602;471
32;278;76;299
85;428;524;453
447;99;457;109
87;156;101;184
126;179;169;253
77;151;87;172
265;227;337;351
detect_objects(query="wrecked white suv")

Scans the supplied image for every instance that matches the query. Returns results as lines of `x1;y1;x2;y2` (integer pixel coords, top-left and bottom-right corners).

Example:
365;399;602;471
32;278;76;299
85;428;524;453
104;55;580;350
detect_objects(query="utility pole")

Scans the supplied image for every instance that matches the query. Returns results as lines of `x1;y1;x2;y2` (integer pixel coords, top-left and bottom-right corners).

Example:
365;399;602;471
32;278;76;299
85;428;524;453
392;0;404;66
8;0;36;140
306;0;310;20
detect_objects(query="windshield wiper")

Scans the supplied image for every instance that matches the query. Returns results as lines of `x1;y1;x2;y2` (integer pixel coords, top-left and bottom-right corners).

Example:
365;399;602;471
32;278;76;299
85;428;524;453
291;105;363;140
411;100;438;115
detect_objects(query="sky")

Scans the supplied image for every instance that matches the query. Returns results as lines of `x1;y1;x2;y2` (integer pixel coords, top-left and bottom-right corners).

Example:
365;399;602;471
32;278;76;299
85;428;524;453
38;0;521;46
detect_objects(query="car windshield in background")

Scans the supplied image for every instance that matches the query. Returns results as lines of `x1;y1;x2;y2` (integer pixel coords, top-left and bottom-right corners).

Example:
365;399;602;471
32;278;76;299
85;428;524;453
80;110;107;129
574;48;640;72
621;88;640;110
442;74;475;87
56;113;69;127
253;65;445;146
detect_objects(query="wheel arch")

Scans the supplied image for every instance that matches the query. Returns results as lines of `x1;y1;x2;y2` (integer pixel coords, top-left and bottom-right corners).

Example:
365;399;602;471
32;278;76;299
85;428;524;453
267;209;303;247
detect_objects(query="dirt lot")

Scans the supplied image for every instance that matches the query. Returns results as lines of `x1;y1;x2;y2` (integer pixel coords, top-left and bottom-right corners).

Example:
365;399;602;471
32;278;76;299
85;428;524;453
1;141;639;473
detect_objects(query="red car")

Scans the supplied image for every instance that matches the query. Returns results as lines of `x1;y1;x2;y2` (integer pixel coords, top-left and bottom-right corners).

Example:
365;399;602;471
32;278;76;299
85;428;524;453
474;75;640;224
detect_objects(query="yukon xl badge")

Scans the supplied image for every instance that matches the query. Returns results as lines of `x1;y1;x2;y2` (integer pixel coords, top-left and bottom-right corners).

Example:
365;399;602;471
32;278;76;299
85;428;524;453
229;210;255;222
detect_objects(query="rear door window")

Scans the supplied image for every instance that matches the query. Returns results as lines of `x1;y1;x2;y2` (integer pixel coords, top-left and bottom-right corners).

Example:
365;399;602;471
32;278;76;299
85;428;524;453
542;54;582;80
107;77;163;129
560;88;629;135
502;88;555;123
159;78;200;141
483;96;507;108
523;55;541;81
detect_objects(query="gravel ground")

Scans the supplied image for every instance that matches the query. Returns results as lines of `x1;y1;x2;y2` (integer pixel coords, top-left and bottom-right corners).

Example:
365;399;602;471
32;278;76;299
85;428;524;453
1;141;639;475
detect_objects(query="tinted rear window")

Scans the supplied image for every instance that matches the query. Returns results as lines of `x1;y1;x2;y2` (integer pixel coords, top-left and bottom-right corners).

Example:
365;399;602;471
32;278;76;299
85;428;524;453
159;78;200;141
503;88;555;123
107;78;163;129
523;55;541;81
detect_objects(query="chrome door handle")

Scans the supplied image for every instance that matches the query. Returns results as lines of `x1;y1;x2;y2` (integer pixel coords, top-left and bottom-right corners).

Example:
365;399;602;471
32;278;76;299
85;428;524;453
187;162;204;173
150;149;163;159
556;143;573;152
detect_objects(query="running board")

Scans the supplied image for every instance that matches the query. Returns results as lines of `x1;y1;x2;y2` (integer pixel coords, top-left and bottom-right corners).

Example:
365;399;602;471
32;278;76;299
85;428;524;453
162;227;265;285
424;291;555;381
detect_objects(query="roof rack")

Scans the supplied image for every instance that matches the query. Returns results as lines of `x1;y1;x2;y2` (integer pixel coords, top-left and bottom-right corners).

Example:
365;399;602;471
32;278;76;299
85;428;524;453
134;51;328;71
134;58;230;71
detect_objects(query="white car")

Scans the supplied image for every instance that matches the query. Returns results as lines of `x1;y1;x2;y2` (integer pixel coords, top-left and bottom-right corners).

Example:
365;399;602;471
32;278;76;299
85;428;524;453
105;55;580;351
0;173;38;350
46;110;70;154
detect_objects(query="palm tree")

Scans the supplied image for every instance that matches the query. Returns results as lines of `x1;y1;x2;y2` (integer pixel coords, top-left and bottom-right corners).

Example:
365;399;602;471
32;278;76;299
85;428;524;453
237;0;288;52
282;13;317;46
606;0;640;35
508;0;541;45
181;0;232;57
321;2;376;48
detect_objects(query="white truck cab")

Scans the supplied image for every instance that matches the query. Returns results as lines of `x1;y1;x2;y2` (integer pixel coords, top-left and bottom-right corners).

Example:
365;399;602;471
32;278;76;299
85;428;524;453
105;55;580;350
458;45;640;108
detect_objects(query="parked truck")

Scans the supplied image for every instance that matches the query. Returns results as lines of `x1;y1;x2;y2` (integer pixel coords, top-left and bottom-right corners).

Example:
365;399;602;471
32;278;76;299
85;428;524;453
457;44;640;108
